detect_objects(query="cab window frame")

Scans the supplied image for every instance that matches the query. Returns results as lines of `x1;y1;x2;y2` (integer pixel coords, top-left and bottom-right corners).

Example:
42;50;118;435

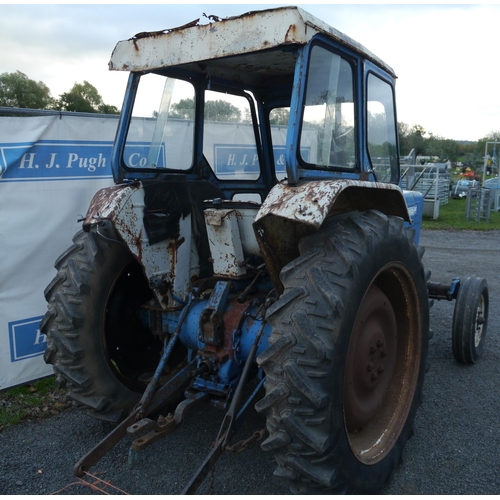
297;40;358;174
365;71;400;185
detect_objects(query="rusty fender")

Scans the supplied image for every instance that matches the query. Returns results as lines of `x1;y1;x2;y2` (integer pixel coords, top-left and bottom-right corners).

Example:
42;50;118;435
253;179;410;293
82;181;193;309
83;182;133;220
82;181;144;254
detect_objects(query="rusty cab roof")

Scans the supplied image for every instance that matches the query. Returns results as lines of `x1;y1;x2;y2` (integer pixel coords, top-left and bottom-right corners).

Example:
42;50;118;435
109;6;396;87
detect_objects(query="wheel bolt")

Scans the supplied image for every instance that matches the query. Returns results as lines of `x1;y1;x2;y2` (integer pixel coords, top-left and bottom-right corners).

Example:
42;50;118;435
380;350;387;358
370;346;376;354
367;363;374;372
377;365;384;374
371;372;378;381
377;339;384;348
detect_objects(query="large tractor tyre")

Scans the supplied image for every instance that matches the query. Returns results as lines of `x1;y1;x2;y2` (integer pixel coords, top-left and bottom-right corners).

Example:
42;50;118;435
256;210;430;494
452;276;488;364
41;225;185;423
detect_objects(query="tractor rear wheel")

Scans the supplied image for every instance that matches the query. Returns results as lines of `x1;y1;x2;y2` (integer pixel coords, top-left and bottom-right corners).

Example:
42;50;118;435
256;210;429;493
41;225;186;422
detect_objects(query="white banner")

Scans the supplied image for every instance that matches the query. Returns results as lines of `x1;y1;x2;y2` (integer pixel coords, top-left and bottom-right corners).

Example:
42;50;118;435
0;113;117;389
0;112;318;390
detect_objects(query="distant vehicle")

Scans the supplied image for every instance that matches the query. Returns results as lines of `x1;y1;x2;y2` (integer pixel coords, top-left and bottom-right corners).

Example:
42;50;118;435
451;179;479;199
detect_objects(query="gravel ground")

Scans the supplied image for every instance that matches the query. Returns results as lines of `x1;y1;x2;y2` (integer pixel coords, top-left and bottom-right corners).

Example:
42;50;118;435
1;229;499;495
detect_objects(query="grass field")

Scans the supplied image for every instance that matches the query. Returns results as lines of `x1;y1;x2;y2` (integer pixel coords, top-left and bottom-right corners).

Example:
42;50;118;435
422;196;500;230
0;377;70;430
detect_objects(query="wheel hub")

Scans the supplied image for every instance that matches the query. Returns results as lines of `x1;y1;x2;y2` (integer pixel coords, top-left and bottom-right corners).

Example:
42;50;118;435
344;284;397;433
475;295;486;348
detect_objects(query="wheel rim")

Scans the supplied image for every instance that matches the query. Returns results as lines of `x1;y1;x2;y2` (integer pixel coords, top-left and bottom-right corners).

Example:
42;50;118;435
344;264;423;465
344;284;398;433
474;294;486;348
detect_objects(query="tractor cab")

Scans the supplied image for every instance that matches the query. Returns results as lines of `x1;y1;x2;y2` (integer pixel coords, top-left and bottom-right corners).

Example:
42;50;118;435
110;7;406;194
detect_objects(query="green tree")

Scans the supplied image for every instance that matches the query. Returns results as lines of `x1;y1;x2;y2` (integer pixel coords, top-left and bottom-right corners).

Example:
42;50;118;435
270;107;290;125
169;97;241;122
98;103;120;114
0;70;54;109
168;98;195;120
477;130;500;156
398;122;411;155
481;130;500;142
56;81;119;114
406;124;427;157
205;99;241;122
426;134;459;162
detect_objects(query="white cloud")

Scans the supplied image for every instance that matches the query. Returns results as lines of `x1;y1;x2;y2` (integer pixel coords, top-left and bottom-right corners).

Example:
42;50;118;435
314;4;500;141
1;3;498;141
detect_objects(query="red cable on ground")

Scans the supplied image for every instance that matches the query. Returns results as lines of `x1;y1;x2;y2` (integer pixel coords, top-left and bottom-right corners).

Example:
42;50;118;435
50;471;130;495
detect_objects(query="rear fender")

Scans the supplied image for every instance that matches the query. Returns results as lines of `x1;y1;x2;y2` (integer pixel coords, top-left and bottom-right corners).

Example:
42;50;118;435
82;181;195;309
253;179;410;293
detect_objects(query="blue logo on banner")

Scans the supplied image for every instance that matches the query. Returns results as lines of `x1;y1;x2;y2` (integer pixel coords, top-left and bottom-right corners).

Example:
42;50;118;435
214;144;309;177
0;140;113;181
8;316;46;362
0;140;160;182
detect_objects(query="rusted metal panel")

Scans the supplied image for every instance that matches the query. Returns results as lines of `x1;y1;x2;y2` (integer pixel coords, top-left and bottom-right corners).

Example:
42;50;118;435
253;179;411;293
254;179;409;230
109;6;395;78
221;298;253;363
83;182;196;309
205;209;246;277
205;204;261;254
83;183;139;229
200;280;232;347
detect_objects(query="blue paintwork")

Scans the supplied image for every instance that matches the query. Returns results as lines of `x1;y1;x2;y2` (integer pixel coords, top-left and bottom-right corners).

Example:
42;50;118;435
403;190;424;244
177;296;271;390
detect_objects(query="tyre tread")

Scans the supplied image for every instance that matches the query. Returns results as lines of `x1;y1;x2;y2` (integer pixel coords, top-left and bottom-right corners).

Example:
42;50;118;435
256;210;429;494
42;229;142;421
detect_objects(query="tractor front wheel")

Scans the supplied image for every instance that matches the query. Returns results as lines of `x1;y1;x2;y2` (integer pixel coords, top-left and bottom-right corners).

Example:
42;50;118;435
452;276;488;364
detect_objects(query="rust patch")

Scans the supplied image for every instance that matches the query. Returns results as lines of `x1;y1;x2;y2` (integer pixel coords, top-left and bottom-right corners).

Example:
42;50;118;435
83;184;135;230
222;298;253;362
130;18;200;42
285;24;298;42
168;236;185;251
167;236;186;284
198;346;229;365
359;171;371;182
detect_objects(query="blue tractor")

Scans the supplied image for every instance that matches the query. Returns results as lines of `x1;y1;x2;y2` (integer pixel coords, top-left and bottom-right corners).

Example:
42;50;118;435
42;7;488;494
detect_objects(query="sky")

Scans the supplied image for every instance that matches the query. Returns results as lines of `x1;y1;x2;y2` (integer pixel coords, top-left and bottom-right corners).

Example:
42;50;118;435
1;2;499;142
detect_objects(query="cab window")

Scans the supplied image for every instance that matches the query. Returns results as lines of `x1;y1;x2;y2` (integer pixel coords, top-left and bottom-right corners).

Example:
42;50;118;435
203;90;260;181
367;74;399;183
125;73;194;171
300;45;356;170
